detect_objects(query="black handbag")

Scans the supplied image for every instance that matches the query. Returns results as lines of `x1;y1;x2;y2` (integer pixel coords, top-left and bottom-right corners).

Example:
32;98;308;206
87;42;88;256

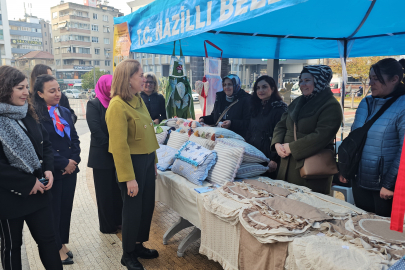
338;93;404;180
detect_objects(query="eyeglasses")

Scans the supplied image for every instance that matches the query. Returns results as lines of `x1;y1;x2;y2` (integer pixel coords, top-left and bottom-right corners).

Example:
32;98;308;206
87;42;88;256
145;81;155;85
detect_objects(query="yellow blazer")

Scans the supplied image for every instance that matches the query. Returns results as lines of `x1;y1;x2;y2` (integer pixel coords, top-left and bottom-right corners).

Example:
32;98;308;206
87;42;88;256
106;95;159;182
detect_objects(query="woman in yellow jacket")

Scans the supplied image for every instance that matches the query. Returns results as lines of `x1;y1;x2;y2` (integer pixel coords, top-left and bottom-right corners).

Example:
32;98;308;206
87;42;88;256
106;59;159;270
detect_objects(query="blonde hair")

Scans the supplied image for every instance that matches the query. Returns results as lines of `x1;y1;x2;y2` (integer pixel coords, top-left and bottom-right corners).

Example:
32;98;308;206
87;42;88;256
144;72;159;93
111;59;141;101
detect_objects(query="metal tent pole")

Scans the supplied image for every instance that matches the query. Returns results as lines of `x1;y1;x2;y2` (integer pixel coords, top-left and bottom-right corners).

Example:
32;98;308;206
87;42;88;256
340;39;348;142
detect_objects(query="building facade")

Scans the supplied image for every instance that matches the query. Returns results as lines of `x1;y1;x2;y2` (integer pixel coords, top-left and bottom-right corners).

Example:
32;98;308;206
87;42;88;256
0;0;12;65
9;17;52;60
15;51;54;78
51;2;123;89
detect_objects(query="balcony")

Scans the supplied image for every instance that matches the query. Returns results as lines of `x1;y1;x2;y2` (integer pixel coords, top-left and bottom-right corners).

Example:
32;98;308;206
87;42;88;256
59;15;90;22
60;28;90;34
61;41;91;46
62;53;92;59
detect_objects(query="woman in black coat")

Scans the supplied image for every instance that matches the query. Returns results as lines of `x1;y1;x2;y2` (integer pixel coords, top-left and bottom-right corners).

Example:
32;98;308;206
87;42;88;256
245;75;287;179
86;75;122;234
199;74;251;137
141;72;166;124
30;64;77;123
33;74;81;265
0;66;62;270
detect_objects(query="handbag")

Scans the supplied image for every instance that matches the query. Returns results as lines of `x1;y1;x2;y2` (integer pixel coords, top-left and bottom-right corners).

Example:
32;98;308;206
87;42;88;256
294;123;338;179
338;92;404;180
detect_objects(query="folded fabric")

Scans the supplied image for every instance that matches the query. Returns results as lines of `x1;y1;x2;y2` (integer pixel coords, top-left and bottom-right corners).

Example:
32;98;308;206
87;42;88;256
216;138;269;163
156;130;168;144
195;127;245;141
236;163;268;179
166;131;189;149
156;145;177;171
175;141;212;166
207;142;244;186
243;179;291;197
171;150;217;186
155;126;171;134
189;135;217;150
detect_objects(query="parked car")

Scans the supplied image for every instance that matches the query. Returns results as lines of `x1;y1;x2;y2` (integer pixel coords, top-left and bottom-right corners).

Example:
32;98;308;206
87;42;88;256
63;89;81;99
192;92;199;102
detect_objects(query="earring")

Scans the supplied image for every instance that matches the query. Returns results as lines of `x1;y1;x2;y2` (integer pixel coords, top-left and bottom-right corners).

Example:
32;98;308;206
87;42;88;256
129;83;132;88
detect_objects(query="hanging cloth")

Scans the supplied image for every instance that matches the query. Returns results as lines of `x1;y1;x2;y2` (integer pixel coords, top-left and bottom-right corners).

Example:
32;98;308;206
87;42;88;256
165;40;195;119
201;40;223;116
391;134;405;232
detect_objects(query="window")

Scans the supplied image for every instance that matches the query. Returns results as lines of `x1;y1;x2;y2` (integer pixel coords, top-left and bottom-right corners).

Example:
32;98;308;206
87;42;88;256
0;30;3;41
45;32;47;37
104;38;110;44
91;24;98;31
56;60;60;66
79;60;86;65
52;12;58;19
95;48;100;55
94;60;100;66
105;60;111;66
63;59;74;65
92;37;98;43
93;13;98;19
72;47;90;54
103;15;108;22
45;41;47;45
44;23;46;27
103;26;110;33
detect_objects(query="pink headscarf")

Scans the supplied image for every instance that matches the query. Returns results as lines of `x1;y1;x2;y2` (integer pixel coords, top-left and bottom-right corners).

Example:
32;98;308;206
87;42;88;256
95;74;113;109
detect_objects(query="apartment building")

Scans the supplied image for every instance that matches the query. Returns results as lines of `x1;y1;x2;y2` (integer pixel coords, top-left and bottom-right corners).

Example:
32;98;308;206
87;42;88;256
9;16;52;60
51;2;123;89
0;0;13;65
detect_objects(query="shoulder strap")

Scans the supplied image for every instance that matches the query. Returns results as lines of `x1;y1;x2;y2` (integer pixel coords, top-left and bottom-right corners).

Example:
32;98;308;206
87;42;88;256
215;99;239;126
362;93;404;131
294;123;297;141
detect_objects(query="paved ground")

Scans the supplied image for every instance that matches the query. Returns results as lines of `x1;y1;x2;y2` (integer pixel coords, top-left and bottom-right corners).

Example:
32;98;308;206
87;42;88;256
2;98;352;270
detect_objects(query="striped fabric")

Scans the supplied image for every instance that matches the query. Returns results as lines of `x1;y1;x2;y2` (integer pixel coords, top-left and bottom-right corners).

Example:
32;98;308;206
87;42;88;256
300;65;333;99
156;131;168;144
167;131;189;149
196;127;245;141
207;142;244;186
216;138;269;163
189;135;217;150
236;163;268;179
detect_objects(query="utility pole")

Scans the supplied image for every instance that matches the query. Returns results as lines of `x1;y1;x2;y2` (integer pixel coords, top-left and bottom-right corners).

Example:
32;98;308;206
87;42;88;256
93;65;96;89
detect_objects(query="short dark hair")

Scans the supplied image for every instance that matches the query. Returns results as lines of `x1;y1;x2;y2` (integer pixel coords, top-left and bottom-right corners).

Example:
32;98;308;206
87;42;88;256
33;74;57;120
250;75;282;117
30;64;52;92
371;58;405;85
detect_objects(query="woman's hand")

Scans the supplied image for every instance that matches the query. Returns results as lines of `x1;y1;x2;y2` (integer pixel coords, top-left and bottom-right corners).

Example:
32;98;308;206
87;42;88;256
380;187;394;200
268;161;277;173
63;159;77;175
43;170;54;190
29;179;45;195
127;179;139;197
221;120;231;129
155;163;158;177
339;174;348;184
275;143;287;158
283;143;291;156
153;119;160;125
199;117;205;124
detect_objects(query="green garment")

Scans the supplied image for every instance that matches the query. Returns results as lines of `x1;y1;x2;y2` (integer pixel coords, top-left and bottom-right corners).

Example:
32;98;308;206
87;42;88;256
165;42;195;119
271;88;343;194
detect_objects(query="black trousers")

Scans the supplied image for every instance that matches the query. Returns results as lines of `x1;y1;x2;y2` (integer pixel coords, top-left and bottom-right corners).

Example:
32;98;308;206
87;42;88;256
93;168;123;233
0;205;62;270
352;183;393;217
51;173;77;249
117;153;155;253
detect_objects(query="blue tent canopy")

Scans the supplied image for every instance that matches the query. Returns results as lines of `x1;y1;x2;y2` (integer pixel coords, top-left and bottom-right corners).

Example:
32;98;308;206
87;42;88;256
114;0;405;59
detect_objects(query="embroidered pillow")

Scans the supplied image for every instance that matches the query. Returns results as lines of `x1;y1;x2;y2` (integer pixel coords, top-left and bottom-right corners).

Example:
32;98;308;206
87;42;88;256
156;145;177;171
167;131;189;149
236;163;268;179
171;142;217;185
189;135;217;150
195;127;245;141
155;126;171;134
207;142;244;186
216;138;269;163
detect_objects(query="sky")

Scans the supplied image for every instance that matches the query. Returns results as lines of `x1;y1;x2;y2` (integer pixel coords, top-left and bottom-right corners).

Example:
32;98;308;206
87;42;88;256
6;0;132;21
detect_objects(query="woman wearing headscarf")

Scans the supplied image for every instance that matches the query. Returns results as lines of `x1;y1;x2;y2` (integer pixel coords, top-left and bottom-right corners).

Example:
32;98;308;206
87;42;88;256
271;65;342;194
86;75;123;234
141;72;166;124
199;74;251;137
245;75;287;179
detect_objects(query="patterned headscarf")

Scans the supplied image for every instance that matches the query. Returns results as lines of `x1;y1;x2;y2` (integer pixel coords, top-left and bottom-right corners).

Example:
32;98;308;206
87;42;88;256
299;65;333;100
223;74;242;98
95;74;113;109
